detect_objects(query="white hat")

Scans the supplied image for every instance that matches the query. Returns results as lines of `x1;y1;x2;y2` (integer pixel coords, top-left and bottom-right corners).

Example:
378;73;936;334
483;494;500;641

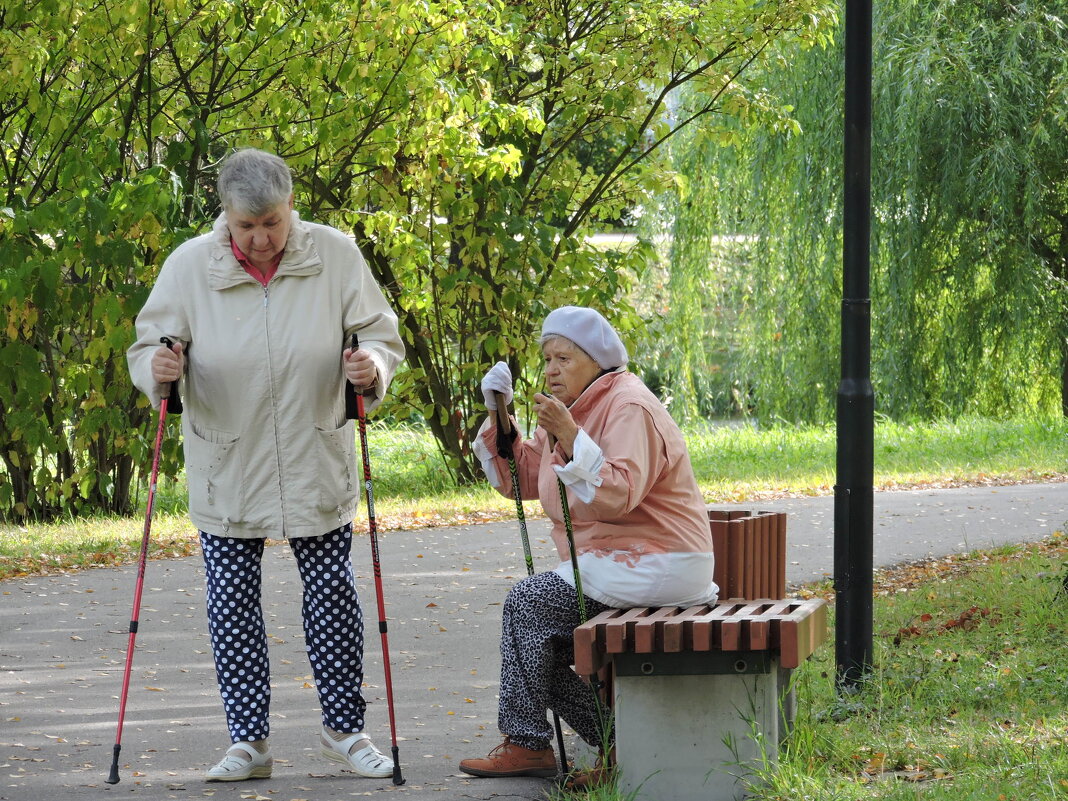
541;306;628;369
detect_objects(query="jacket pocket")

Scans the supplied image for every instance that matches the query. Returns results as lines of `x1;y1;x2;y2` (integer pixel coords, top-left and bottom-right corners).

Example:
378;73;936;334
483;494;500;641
183;425;243;529
316;420;358;511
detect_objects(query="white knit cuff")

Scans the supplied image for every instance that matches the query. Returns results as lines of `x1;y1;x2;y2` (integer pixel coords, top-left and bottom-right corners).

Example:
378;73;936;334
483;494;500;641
551;429;604;503
473;417;501;487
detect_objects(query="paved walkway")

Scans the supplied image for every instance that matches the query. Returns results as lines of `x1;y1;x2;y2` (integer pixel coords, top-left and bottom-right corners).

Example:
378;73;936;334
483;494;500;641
1;482;1066;801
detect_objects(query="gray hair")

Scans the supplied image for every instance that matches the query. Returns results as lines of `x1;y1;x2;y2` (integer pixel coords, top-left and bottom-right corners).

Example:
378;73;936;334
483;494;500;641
217;148;293;216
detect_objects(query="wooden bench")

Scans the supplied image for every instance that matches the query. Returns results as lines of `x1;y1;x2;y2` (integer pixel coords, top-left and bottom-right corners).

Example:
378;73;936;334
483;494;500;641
572;509;829;801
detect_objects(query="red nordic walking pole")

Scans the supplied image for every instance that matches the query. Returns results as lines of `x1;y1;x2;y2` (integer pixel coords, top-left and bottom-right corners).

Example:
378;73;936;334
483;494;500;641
107;337;182;785
493;393;570;776
346;333;405;786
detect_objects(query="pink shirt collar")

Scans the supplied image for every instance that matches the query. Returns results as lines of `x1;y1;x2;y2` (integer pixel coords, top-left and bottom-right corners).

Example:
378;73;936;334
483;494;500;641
230;238;283;287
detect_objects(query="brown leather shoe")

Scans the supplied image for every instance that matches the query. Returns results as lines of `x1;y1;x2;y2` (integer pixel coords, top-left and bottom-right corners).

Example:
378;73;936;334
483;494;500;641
564;746;614;791
459;737;558;778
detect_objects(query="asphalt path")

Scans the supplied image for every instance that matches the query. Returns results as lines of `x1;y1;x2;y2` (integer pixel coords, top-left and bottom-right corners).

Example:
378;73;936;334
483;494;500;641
2;481;1066;801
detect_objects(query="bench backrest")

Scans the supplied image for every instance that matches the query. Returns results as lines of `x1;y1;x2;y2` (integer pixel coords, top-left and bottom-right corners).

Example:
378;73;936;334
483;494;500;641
708;508;786;601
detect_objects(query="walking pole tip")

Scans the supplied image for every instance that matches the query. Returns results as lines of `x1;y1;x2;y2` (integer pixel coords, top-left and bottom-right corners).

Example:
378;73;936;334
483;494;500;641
105;744;121;784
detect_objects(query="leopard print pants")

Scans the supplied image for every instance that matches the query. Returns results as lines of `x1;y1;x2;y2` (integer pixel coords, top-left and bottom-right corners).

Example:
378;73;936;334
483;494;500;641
497;571;610;751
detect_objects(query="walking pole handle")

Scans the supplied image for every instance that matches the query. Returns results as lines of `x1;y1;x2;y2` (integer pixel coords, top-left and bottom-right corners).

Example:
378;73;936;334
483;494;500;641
345;334;361;420
493;395;512;435
493;392;517;460
159;337;183;415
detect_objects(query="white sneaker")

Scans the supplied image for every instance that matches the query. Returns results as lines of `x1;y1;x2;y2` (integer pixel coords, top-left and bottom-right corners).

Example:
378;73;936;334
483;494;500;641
320;728;394;778
206;742;273;782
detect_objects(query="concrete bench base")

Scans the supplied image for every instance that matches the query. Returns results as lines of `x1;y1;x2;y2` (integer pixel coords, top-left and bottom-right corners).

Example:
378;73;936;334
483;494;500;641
613;652;792;801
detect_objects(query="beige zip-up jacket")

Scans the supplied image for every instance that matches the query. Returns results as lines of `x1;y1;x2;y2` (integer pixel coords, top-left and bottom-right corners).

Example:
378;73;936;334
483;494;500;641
127;211;404;539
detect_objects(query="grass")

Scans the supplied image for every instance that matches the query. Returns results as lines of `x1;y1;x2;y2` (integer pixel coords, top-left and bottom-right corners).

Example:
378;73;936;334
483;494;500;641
686;414;1068;500
741;531;1068;801
0;414;1065;581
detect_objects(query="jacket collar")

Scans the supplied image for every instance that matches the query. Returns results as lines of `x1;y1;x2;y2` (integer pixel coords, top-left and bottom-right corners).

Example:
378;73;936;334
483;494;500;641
566;368;628;419
207;210;323;290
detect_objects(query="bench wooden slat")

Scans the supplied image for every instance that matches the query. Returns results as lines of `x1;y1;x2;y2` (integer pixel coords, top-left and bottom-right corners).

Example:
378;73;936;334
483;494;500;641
606;607;652;656
573;609;614;675
760;514;773;599
634;606;684;653
663;604;708;652
779;599;829;668
689;601;745;651
720;601;767;651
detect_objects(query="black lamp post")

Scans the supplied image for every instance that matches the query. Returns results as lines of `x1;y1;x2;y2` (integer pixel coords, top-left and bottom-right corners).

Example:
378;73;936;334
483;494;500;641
836;0;874;688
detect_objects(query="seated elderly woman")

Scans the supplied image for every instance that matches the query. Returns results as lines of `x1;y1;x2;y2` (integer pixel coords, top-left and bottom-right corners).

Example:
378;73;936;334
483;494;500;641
458;306;718;784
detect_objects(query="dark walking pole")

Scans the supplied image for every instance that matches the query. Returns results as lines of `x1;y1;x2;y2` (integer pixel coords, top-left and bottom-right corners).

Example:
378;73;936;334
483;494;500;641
492;394;570;776
545;431;609;770
836;0;875;689
107;337;182;784
346;334;405;786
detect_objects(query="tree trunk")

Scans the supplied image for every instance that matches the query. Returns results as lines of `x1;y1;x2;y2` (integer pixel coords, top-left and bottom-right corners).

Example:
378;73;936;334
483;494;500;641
362;245;482;486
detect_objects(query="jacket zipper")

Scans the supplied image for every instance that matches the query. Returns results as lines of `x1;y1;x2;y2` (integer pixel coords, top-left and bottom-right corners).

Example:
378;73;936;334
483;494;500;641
263;283;289;539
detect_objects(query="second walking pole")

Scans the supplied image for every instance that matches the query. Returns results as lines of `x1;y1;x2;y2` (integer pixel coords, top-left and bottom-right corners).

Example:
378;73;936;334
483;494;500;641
493;392;570;777
106;337;183;785
346;334;405;786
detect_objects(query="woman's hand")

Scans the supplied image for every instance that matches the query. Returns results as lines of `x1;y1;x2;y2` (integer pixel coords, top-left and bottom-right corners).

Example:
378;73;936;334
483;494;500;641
480;361;513;410
533;392;579;458
151;342;184;384
343;346;377;391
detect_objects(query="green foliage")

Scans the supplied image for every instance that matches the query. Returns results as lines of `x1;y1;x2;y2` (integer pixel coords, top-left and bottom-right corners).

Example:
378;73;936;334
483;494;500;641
0;0;838;518
0;1;192;519
657;0;1068;424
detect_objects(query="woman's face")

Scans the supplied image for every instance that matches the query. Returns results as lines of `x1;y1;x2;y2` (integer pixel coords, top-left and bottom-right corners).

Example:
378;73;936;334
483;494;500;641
227;196;294;270
542;336;601;406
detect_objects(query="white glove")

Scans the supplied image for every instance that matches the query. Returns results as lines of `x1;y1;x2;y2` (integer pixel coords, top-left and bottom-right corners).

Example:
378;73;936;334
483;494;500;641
481;361;513;410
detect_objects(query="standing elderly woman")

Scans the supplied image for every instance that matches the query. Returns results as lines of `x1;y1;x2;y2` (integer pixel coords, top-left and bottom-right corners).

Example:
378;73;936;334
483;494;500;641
127;148;405;781
459;306;718;783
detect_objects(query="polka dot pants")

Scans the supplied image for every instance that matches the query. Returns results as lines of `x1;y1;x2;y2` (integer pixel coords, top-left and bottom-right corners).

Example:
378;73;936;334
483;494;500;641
498;571;610;751
200;524;366;743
